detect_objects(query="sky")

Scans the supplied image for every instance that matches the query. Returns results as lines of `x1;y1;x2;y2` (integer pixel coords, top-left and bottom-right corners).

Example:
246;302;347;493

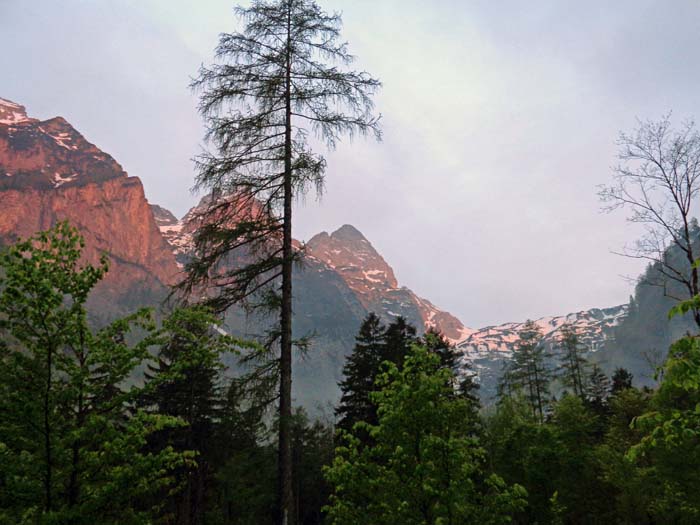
3;0;700;328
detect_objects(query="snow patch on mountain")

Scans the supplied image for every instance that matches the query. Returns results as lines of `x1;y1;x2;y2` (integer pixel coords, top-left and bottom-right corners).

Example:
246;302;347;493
0;98;32;125
457;304;628;357
53;172;78;187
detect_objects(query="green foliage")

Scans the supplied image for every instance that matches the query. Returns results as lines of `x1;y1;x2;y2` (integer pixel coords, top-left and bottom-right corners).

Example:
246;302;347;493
595;388;652;524
484;396;561;523
627;334;700;522
485;394;613;523
336;313;387;435
0;223;191;523
610;367;634;396
291;409;335;525
587;364;611;413
325;345;526;525
139;305;246;523
336;314;417;438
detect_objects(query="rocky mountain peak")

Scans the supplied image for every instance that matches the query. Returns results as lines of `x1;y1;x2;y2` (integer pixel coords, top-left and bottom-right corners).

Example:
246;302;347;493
0;98;32;125
0;97;180;307
331;224;366;241
307;224;398;289
0;98;124;191
150;204;179;227
305;224;468;341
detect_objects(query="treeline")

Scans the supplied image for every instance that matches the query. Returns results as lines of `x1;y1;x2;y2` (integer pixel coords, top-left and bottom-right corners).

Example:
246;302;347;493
2;224;700;524
327;313;700;524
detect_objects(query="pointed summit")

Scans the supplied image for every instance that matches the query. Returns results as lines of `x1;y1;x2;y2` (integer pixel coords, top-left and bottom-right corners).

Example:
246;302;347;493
331;224;366;241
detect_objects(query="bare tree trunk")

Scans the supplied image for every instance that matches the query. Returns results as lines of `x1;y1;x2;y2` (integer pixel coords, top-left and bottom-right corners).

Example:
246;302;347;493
278;3;294;523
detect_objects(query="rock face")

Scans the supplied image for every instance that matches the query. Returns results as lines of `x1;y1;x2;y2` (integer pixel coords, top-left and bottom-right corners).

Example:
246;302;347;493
0;97;180;315
0;96;639;406
305;225;469;341
151;201;470;341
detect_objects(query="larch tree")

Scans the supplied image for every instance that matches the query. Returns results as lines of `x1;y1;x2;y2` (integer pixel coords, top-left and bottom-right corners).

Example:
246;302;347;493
186;2;381;523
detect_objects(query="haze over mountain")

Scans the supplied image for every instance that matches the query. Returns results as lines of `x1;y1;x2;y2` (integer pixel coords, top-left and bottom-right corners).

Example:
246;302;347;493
0;97;642;405
10;0;700;328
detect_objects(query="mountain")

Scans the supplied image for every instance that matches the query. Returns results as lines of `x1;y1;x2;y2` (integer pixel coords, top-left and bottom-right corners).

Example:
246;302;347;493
603;236;700;383
454;305;628;399
0;96;656;407
0;97;470;407
148;200;472;406
302;225;470;341
148;198;469;341
0;97;179;317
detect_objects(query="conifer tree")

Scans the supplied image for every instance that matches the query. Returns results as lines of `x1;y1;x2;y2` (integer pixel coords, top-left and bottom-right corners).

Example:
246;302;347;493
511;320;551;423
587;364;611;408
186;3;380;522
556;324;589;401
422;327;458;371
497;359;517;402
610;367;634;396
422;327;480;417
213;378;277;524
335;313;385;434
336;315;419;442
381;316;416;367
139;306;239;524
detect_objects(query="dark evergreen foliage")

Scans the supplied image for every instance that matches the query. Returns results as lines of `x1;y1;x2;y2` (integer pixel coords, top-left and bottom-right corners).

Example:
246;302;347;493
610;367;634;396
138;306;235;524
556;323;589;400
501;320;552;423
335;313;386;434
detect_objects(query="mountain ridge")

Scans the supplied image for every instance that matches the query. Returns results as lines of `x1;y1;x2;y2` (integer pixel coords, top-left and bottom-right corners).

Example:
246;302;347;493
0;96;637;404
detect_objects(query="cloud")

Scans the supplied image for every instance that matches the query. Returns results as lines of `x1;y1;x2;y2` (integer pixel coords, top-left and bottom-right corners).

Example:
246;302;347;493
2;0;699;327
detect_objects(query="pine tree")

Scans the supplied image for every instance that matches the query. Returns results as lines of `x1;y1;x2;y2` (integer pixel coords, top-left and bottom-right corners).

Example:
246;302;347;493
587;364;611;409
381;316;416;367
186;3;380;522
511;320;551;423
335;313;386;434
556;323;589;400
610;367;634;396
139;306;238;524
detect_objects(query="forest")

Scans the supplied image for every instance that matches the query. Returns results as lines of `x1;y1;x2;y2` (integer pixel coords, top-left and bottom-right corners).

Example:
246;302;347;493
2;0;700;524
1;222;698;524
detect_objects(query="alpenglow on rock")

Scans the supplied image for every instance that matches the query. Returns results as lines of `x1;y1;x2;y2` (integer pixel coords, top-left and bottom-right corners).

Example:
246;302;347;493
0;97;180;317
0;96;636;406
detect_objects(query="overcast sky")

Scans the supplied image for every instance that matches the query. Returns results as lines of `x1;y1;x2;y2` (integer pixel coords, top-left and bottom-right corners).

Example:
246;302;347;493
3;0;700;328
